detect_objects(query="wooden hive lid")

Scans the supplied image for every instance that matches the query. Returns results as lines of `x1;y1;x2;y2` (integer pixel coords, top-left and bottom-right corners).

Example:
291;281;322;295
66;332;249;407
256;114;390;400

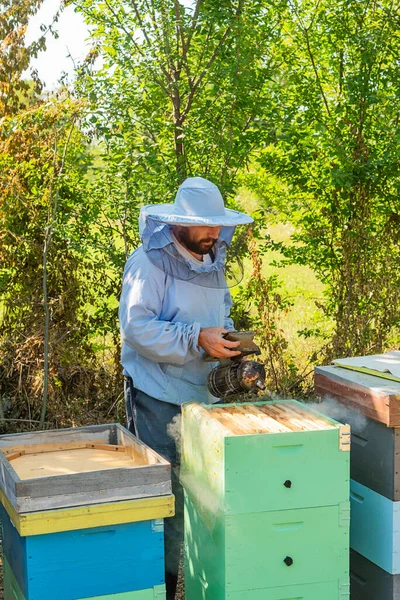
199;400;340;436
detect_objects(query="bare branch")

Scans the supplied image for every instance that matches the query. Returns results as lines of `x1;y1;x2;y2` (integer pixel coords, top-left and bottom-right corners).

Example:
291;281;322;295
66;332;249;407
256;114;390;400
288;0;331;117
303;28;331;116
181;25;231;121
102;0;145;58
101;0;172;93
181;0;245;122
131;0;154;48
184;0;203;56
174;0;186;64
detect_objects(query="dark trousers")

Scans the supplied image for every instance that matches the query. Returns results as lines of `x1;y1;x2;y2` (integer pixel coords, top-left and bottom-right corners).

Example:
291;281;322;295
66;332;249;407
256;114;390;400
124;378;183;600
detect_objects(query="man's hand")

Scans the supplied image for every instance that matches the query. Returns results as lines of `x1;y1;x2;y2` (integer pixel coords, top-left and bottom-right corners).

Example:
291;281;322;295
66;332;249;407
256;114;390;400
198;327;241;359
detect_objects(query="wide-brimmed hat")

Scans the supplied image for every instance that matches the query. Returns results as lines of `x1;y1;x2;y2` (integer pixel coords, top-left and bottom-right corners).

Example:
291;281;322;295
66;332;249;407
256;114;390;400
140;177;253;227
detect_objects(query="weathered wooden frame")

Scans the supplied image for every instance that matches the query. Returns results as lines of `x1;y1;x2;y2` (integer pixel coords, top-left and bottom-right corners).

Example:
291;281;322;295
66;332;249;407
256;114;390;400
315;365;400;427
0;423;171;513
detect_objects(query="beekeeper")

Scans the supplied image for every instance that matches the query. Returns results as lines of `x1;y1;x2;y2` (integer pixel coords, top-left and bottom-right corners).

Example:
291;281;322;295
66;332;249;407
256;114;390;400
119;177;253;599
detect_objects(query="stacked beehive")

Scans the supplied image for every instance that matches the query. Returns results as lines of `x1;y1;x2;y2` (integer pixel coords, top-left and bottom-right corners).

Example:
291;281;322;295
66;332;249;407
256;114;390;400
181;400;350;600
315;351;400;600
0;423;174;600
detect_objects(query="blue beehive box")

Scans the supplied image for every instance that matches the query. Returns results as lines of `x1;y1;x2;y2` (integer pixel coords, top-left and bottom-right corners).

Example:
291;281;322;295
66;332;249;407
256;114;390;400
1;504;167;600
0;424;174;600
350;479;400;575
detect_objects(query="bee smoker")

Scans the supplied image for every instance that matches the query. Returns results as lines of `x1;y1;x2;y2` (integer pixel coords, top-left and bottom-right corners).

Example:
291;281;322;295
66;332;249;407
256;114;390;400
206;331;266;399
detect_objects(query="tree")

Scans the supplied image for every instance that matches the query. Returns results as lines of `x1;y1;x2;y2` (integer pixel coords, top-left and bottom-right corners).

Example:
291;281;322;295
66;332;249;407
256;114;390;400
74;0;283;200
247;0;400;358
0;0;48;117
0;98;124;426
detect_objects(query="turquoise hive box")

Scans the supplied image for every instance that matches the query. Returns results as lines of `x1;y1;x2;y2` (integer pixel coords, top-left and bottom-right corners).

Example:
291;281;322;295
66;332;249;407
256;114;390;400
181;401;351;600
0;423;174;600
315;352;400;598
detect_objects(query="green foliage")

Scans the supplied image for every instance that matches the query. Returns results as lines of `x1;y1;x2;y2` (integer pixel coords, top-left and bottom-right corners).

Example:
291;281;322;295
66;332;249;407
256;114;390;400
1;0;399;430
0;98;125;425
0;0;48;116
244;0;400;358
74;0;283;200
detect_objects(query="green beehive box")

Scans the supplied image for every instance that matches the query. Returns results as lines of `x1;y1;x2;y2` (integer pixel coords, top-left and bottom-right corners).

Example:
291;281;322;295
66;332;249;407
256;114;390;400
185;492;350;597
181;400;350;518
182;401;350;599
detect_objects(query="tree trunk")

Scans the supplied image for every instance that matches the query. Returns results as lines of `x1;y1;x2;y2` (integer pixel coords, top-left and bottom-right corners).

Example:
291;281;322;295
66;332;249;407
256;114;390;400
172;88;187;181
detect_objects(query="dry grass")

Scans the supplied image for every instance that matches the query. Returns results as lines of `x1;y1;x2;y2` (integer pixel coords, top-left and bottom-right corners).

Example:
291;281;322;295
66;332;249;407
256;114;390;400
232;216;334;391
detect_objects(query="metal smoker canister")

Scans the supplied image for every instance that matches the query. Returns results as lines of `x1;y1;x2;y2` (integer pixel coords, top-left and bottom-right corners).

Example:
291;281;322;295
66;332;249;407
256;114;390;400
207;360;266;398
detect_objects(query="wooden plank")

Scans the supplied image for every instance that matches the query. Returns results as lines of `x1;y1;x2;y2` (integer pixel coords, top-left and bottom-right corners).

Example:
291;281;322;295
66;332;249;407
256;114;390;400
262;404;313;432
276;404;328;431
6;451;25;461
316;385;391;425
284;402;337;430
315;365;400;398
2;490;175;536
315;373;393;409
223;407;262;434
315;366;400;427
188;404;233;437
209;407;253;435
233;405;276;434
15;480;172;513
207;402;339;435
314;370;399;426
11;447;148;480
259;404;300;431
15;462;170;498
2;440;108;457
0;423;117;449
208;411;242;435
219;408;257;434
246;405;292;433
86;443;126;452
234;405;288;434
117;426;168;466
0;447;20;506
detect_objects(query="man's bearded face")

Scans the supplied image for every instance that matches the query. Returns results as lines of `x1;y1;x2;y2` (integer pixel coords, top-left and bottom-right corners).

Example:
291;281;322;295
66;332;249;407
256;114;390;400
174;225;221;255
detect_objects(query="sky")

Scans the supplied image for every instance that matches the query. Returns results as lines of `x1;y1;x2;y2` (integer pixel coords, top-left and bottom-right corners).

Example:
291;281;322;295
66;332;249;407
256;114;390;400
26;1;91;91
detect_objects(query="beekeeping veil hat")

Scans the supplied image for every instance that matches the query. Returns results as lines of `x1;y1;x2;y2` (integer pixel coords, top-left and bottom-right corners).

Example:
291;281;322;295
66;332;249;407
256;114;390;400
139;177;253;288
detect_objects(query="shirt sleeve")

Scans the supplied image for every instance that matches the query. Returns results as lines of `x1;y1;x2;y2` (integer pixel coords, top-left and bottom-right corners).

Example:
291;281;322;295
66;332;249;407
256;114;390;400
119;251;202;366
224;288;235;331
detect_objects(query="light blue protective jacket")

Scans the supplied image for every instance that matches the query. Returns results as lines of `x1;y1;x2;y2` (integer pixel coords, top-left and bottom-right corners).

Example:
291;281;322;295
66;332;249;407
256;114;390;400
119;218;235;405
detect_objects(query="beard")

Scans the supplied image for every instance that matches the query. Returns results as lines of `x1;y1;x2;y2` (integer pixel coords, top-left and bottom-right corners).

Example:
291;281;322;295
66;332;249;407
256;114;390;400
177;229;217;255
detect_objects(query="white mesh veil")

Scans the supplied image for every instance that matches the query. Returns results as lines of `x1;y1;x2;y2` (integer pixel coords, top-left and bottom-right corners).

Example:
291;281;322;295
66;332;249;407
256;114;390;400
140;215;249;289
